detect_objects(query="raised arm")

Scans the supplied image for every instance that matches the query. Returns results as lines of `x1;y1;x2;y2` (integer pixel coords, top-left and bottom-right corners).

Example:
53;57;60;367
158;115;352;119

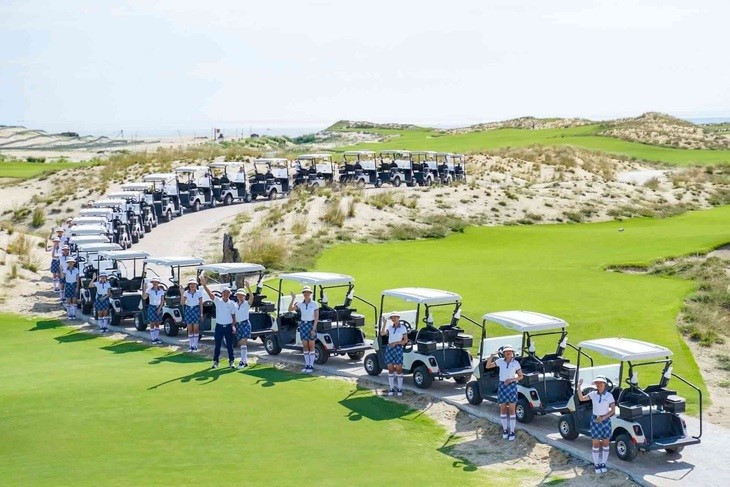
200;275;214;301
288;291;296;312
244;280;254;305
485;351;498;369
379;316;389;336
576;379;588;402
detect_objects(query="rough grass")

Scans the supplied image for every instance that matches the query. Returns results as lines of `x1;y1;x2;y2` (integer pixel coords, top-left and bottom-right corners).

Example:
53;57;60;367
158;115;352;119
321;197;345;227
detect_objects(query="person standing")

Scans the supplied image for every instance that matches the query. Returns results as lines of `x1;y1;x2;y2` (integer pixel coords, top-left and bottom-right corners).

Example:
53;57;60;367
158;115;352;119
234;281;254;368
91;273;112;332
63;258;81;319
142;277;165;344
48;236;62;293
577;376;616;474
58;245;71;303
200;275;236;369
288;286;319;373
181;279;203;352
379;312;409;396
486;345;524;441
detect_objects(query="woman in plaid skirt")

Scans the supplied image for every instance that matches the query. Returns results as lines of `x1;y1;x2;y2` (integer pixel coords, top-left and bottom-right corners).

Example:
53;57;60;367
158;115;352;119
47;232;62;292
577;376;616;474
91;272;112;332
233;281;254;368
379;312;409;397
181;279;203;352
486;345;523;441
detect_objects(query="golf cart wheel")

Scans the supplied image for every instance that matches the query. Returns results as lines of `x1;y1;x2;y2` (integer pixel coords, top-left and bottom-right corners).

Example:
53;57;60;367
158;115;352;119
251;194;258;201
193;200;201;212
314;343;329;365
454;375;469;385
244;193;253;203
224;194;233;206
363;353;382;376
393;176;401;188
264;335;281;355
268;188;277;201
665;446;684;454
413;365;433;389
134;313;147;331
516;397;536;424
110;308;121;326
465;381;483;405
164;211;172;222
558;414;579;440
132;233;140;244
347;351;365;361
163;316;179;337
145;223;152;233
615;433;638;461
375;179;382;188
81;301;93;315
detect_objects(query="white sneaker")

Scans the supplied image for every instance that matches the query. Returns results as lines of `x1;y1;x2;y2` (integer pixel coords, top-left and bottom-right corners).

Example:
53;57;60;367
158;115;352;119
301;367;309;373
502;429;509;439
388;388;395;396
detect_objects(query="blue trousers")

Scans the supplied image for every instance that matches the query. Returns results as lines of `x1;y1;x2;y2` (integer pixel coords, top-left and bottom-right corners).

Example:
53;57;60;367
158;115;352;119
213;324;234;363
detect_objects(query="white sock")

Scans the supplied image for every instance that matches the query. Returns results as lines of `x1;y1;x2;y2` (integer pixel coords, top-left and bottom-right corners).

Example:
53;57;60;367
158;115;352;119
188;334;193;347
388;374;395;389
601;446;609;464
104;317;110;329
99;319;105;329
71;305;77;317
308;352;314;367
155;329;160;340
303;352;310;367
194;335;199;347
509;416;516;434
592;447;600;465
396;374;403;389
150;329;155;340
65;304;71;318
240;346;247;362
53;278;59;291
500;414;508;431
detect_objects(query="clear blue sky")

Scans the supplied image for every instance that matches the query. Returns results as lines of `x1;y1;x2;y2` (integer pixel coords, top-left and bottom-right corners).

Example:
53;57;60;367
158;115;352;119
1;0;728;133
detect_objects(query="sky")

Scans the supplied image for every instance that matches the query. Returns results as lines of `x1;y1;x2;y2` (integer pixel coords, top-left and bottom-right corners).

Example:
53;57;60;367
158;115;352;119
1;0;729;135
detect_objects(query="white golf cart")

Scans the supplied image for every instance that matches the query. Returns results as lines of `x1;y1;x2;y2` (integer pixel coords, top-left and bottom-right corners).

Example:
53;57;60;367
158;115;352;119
135;256;205;336
363;288;476;388
263;272;376;364
174;165;215;212
465;311;593;423
377;150;415;187
436;153;466;184
71;216;110;228
68;234;111;253
411;151;440;186
95;198;143;243
120;182;159;232
106;189;155;236
292;154;337;188
94;249;150;326
340;150;379;186
558;337;702;461
249;158;290;200
208;161;253;205
67;224;115;250
142;173;184;223
196;263;273;339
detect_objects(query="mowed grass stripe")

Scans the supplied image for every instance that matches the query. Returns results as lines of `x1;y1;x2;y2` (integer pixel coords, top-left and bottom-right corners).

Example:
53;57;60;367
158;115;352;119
0;160;98;179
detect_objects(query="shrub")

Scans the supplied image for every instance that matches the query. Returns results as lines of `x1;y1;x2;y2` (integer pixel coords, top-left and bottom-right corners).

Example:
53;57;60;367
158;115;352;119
347;198;357;218
321;197;345;227
238;229;288;270
292;219;308;236
643;177;661;190
31;208;46;228
11;206;31;223
7;234;32;256
367;191;396;210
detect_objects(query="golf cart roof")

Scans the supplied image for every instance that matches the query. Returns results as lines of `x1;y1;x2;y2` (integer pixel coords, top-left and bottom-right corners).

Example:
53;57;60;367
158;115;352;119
209;161;244;168
411;151;437;156
69;235;109;244
198;263;265;275
99;250;150;260
77;243;123;253
106;191;138;198
578;338;673;361
121;182;151;190
279;272;354;286
70;224;108;233
482;311;568;332
72;217;108;224
436;152;454;156
79;207;113;215
343;150;375;156
144;256;205;267
254;158;288;166
380;150;411;155
381;287;461;305
174;165;209;173
94;199;127;206
297;154;332;160
143;173;177;181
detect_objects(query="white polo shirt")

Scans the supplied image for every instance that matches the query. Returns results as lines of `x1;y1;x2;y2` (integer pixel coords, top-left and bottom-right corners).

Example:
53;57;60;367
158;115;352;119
213;297;236;325
588;390;615;416
51;246;60;259
495;357;522;382
96;281;112;298
59;253;70;269
295;300;319;322
235;301;251;322
386;323;408;343
147;287;165;306
183;289;203;307
64;267;80;284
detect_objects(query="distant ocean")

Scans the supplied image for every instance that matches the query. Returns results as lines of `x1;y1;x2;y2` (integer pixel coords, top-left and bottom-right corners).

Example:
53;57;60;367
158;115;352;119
684;117;730;125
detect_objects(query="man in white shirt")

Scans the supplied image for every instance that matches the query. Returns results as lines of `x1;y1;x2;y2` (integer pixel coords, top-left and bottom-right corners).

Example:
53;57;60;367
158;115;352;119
486;345;524;441
288;286;319;373
577;376;616;474
142;277;166;344
201;275;236;369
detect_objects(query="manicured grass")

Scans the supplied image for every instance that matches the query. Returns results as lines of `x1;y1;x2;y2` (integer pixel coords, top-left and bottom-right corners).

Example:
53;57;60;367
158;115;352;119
0;314;497;486
336;125;730;166
316;206;730;411
0;160;97;179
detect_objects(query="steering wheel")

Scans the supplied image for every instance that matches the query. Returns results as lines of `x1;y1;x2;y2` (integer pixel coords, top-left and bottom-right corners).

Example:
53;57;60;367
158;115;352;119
281;311;297;319
397;320;413;352
496;346;506;359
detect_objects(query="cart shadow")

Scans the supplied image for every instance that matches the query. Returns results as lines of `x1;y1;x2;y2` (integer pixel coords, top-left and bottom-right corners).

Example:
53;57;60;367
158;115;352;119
100;341;148;355
148;351;209;365
29;319;65;331
339;387;417;422
54;330;97;343
240;365;316;387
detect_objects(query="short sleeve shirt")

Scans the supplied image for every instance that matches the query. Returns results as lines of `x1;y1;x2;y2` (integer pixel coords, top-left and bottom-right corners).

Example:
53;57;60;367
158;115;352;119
59;253;70;269
495;357;522;382
147;287;166;306
96;281;112;298
214;297;236;325
51;246;60;259
295;300;319;322
235;301;251;322
183;289;203;307
588;390;615;416
386;324;408;343
64;267;80;284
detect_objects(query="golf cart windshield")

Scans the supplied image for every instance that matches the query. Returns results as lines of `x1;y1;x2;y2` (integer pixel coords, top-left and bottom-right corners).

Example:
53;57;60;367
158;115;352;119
343;151;375;163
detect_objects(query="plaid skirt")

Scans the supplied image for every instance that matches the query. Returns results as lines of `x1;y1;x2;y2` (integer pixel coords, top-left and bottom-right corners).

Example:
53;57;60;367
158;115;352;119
147;305;163;323
95;296;110;311
498;381;518;404
64;282;77;299
235;320;252;341
299;321;315;341
183;305;200;324
51;259;60;273
384;344;404;365
590;415;612;439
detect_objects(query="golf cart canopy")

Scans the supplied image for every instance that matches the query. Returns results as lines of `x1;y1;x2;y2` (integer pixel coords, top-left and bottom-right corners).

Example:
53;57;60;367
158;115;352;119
72;217;108;225
411;151;437;157
77;243;123;253
209;161;245;169
143;173;177;182
70;224;109;235
343;150;375;156
94;199;127;207
99;250;150;261
297;154;332;161
106;191;139;199
254;158;288;166
144;256;205;267
278;272;353;286
482;311;568;332
174;165;209;173
121;182;152;191
69;235;109;245
78;208;113;217
380;150;411;156
381;287;461;305
198;263;265;275
578;338;673;361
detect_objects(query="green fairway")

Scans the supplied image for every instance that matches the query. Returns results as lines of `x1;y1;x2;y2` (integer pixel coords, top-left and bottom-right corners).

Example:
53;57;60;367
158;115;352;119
316;206;730;410
336;125;730;166
0;315;499;486
0;160;97;179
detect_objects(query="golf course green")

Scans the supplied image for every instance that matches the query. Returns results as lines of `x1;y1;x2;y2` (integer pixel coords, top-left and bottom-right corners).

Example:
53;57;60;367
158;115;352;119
0;159;96;179
0;314;499;486
316;205;730;409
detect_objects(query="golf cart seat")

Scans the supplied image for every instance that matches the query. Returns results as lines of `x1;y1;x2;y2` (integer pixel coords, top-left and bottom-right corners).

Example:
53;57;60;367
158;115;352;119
118;277;143;293
333;305;352;321
119;294;141;311
318;305;336;321
407;330;419;342
165;285;181;307
249;312;273;333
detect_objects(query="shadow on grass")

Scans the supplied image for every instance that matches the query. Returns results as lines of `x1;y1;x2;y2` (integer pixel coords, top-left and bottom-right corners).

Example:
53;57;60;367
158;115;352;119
101;341;148;355
148;351;209;365
241;365;316;388
338;387;414;422
54;330;97;344
29;319;65;331
148;366;238;390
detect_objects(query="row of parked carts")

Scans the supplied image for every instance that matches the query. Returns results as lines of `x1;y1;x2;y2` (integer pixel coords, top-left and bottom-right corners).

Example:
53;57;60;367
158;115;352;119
66;243;702;463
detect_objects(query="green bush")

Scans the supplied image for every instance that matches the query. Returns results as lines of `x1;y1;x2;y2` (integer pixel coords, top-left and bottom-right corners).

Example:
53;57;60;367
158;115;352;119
31;208;46;228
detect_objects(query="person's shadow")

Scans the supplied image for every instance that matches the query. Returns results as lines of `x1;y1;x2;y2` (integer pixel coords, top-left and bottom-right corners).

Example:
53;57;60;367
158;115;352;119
147;366;236;390
242;364;315;388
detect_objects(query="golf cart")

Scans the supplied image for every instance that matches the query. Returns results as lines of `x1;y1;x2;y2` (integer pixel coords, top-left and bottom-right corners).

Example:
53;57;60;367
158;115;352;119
436;153;466;184
135;256;205;336
71;216;110;228
340;150;379;186
292;154;337;188
107;189;155;235
174;166;215;212
67;234;111;253
93;250;150;325
142;173;184;223
208;161;253;205
377;150;415;187
67;224;115;250
264;272;376;364
120;182;159;232
95;198;143;243
196;263;273;339
558;337;702;461
76;242;123;313
249;158;290;200
465;311;593;424
410;151;439;186
363;288;476;388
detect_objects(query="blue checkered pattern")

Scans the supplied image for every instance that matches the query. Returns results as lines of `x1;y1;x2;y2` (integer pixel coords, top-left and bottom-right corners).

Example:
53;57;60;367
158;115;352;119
183;305;200;324
64;282;77;299
235;320;252;341
94;296;110;311
147;305;163;323
50;259;60;273
299;321;315;341
384;344;404;365
498;381;518;404
590;415;612;439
